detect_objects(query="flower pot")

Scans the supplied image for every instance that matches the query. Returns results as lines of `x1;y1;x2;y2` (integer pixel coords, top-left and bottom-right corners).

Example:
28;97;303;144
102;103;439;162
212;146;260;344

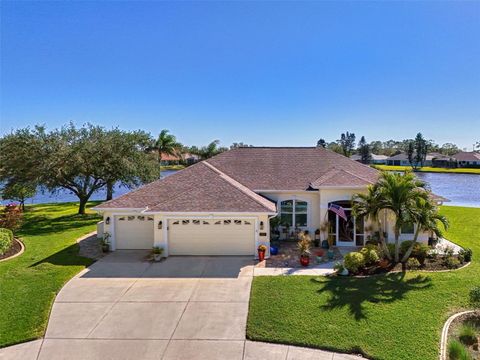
258;249;266;262
316;256;323;264
270;246;278;256
339;268;349;276
153;254;162;262
102;244;109;253
300;255;310;267
379;259;389;269
327;250;335;260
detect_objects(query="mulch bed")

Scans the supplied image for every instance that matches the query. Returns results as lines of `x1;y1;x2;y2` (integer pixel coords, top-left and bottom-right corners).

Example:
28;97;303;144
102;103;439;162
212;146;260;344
0;238;23;261
349;255;467;276
448;311;480;359
265;241;343;268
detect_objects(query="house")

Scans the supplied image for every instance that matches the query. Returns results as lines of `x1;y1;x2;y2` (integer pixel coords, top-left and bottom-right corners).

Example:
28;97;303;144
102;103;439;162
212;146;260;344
350;153;388;164
159;152;200;166
94;147;433;258
386;152;441;167
454;151;480;168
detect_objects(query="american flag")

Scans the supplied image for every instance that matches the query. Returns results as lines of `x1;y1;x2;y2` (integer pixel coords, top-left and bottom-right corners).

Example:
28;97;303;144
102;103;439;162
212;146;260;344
328;204;348;221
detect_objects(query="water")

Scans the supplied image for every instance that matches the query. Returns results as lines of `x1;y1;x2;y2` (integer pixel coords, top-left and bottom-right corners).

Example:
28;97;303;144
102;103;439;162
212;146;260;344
3;170;479;208
415;172;480;208
1;170;178;205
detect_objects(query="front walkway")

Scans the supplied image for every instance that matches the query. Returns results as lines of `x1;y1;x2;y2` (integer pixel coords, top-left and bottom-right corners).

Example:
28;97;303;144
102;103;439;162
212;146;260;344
0;252;359;360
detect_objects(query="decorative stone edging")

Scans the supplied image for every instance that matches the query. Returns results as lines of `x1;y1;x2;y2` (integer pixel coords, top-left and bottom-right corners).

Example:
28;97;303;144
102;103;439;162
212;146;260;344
0;238;25;262
439;310;475;360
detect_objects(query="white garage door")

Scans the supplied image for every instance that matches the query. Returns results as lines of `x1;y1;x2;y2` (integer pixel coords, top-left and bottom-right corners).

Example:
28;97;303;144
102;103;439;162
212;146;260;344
168;218;255;255
115;215;154;249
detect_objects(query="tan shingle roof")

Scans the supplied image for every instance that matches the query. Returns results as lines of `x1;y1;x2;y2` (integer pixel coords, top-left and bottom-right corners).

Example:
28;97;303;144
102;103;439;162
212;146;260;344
95;147;380;212
95;161;276;213
206;147;379;190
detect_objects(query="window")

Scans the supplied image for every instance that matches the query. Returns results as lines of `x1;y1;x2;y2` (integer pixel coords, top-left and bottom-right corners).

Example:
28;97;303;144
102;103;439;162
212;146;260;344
223;220;231;225
192;220;200;225
401;222;415;234
280;199;308;228
182;220;190;225
147;217;154;221
127;216;135;221
234;220;242;225
137;216;145;221
202;221;210;225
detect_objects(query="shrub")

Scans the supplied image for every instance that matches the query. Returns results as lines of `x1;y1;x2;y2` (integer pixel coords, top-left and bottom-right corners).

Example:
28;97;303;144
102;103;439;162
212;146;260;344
343;252;365;274
406;257;421;270
0;228;14;255
458;323;478;346
0;204;23;231
400;240;414;256
399;241;430;263
458;248;473;263
469;286;480;308
448;339;472;360
444;256;460;269
360;245;380;265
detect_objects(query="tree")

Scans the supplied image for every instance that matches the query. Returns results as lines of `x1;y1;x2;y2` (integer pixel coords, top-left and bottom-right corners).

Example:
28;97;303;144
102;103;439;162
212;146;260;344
230;142;252;149
352;184;391;260
474;141;480;152
316;139;327;148
414;133;428;167
440;143;460;156
369;141;383;155
338;132;356;157
407;140;417;169
150;130;182;178
101;129;158;200
327;142;343;154
358;136;372;164
195;140;227;159
376;171;429;262
401;197;448;263
0;182;36;210
0;124;158;215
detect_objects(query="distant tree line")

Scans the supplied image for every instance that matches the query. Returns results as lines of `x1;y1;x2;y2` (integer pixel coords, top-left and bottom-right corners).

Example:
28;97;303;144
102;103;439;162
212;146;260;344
316;131;468;164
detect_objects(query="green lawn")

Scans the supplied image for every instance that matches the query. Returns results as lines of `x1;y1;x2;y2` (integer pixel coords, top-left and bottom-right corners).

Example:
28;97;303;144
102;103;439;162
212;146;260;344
247;206;480;360
0;202;100;347
373;164;480;175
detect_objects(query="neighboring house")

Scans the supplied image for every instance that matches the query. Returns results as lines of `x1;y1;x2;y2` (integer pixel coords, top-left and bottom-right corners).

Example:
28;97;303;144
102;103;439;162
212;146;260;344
350;153;388;164
386;153;411;166
159;152;200;166
454;151;480;167
94;147;435;258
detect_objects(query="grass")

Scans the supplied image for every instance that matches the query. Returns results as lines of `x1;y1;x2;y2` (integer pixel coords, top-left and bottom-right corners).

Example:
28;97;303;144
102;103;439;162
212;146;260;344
0;202;100;347
247;206;480;360
372;164;480;175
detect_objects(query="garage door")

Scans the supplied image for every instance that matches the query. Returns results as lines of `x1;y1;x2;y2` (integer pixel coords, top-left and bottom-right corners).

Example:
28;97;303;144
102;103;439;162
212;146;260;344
168;218;255;255
115;215;154;249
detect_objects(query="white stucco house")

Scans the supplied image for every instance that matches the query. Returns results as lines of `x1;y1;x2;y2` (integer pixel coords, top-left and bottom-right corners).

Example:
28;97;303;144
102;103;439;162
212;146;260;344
93;147;433;258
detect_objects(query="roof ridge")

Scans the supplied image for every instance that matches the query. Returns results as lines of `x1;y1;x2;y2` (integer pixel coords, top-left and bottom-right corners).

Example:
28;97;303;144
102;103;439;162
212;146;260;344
203;161;276;211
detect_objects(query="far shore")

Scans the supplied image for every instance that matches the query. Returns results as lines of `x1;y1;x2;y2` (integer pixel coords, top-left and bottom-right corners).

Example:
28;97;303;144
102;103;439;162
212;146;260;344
372;164;480;175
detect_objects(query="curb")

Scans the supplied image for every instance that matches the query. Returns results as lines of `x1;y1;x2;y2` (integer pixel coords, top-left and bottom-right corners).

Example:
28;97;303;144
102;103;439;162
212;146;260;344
439;310;475;360
0;238;25;262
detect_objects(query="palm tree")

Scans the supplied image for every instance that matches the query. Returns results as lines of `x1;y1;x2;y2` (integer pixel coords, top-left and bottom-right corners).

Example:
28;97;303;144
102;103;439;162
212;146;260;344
197;140;224;159
401;197;448;262
151;130;181;177
376;171;429;262
352;184;391;260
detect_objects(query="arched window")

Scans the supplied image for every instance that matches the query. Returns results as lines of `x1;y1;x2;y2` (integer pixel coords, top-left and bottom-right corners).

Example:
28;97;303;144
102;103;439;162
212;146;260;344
280;199;308;228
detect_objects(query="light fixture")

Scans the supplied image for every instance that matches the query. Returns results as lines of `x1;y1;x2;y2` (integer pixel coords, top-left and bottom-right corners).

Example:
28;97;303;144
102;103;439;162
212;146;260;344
260;221;264;230
105;216;110;225
158;220;163;230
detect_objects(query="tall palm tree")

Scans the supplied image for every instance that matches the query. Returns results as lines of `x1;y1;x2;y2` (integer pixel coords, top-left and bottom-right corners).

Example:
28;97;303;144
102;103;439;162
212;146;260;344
376;171;429;262
198;140;222;159
352;184;391;260
401;197;449;262
151;130;181;177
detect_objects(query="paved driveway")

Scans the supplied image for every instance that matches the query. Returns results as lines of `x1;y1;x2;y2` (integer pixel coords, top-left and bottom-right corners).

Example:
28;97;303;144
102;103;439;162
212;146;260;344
1;252;358;360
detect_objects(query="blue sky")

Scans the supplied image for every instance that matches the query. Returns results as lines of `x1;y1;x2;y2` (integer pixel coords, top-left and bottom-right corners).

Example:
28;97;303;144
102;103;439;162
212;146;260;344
1;1;479;150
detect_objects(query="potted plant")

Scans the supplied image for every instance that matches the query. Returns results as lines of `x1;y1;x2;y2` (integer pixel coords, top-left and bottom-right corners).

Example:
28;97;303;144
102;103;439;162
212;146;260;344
270;217;281;241
314;228;321;247
257;244;267;261
102;232;111;253
297;234;311;267
152;246;164;261
315;249;325;263
334;262;349;276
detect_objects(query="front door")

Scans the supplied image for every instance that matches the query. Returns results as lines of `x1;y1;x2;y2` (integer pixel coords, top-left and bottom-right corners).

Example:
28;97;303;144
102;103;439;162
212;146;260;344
328;202;365;247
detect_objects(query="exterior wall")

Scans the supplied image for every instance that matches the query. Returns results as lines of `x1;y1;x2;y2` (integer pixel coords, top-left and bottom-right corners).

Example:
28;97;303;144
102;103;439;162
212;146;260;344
96;221;104;239
259;191;320;235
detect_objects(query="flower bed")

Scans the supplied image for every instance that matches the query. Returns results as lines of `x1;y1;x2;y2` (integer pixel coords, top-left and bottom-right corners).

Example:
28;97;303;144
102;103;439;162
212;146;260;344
0;238;23;261
447;311;480;360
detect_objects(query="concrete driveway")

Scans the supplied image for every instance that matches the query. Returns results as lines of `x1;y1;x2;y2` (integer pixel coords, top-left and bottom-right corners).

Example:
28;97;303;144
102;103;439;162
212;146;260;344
1;251;358;360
